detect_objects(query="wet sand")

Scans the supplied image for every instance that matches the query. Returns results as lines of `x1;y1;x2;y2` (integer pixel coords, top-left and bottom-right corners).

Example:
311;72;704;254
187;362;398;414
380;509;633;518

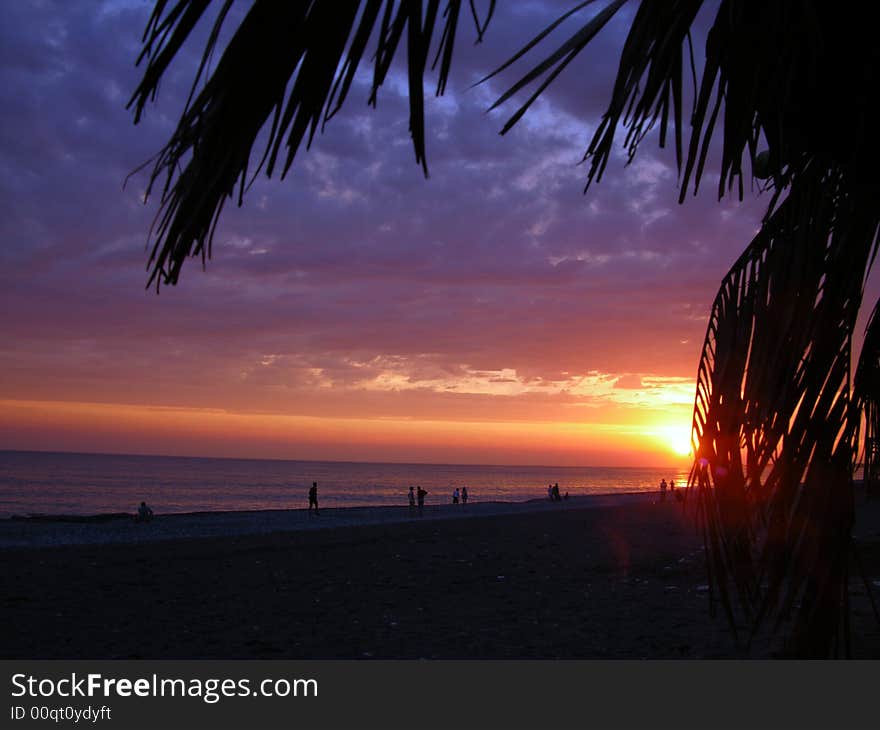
2;495;879;659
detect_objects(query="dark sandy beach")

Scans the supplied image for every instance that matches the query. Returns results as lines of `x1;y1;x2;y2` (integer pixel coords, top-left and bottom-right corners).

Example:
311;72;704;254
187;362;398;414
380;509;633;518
2;496;879;659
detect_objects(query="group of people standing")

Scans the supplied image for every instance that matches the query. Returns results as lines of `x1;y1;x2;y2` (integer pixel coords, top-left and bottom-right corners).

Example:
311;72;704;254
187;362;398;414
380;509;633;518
408;485;428;513
658;478;683;502
408;485;469;511
308;482;468;517
547;482;566;501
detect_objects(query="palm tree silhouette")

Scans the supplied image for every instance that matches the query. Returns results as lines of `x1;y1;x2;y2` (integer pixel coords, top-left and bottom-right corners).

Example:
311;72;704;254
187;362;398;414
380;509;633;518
128;0;880;657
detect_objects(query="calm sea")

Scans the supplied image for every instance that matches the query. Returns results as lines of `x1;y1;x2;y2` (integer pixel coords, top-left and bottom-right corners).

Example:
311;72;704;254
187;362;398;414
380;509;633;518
0;450;690;518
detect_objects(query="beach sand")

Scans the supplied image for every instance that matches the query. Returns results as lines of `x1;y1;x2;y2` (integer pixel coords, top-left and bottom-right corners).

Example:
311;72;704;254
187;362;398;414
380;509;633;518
2;494;879;659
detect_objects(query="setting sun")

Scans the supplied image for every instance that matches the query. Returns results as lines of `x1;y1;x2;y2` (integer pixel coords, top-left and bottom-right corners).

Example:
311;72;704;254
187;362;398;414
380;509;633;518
662;425;693;457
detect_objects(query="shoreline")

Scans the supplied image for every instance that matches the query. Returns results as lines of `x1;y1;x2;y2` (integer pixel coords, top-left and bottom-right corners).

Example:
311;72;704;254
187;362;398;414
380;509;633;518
3;489;649;521
0;491;655;550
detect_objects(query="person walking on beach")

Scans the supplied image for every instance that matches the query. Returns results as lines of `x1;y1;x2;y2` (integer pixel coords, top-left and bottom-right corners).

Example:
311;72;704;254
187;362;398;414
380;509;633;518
308;482;320;515
461;486;468;504
452;487;460;504
659;478;667;503
417;486;427;514
552;483;561;501
408;486;416;513
548;484;554;501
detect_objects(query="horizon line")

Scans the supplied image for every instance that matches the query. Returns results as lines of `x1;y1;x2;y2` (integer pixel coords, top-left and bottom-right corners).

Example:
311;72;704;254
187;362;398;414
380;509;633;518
0;447;692;472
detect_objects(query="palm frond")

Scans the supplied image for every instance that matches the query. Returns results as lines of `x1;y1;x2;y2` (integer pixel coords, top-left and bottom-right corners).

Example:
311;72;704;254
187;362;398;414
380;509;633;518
129;0;495;288
482;0;629;135
495;1;878;204
855;300;880;499
687;167;879;656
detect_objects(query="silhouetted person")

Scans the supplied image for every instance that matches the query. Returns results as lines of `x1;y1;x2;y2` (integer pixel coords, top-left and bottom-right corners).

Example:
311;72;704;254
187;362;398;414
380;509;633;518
548;484;554;501
417;486;427;514
408;486;416;512
452;487;460;504
461;486;468;504
308;482;319;515
135;501;153;523
659;479;667;503
552;483;561;501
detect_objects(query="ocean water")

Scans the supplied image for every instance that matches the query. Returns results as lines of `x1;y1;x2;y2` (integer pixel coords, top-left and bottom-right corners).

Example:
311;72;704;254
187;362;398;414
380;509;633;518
0;450;690;518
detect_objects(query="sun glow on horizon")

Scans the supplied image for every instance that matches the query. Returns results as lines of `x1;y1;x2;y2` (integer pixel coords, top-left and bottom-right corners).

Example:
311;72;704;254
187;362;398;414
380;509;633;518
661;424;694;457
1;397;694;467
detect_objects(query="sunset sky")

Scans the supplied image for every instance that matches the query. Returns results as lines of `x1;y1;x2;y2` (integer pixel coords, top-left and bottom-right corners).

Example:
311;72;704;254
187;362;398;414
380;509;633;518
0;1;788;466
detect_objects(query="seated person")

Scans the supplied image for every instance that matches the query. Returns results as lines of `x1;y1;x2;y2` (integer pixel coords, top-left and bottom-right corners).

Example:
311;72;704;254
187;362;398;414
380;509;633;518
135;501;154;523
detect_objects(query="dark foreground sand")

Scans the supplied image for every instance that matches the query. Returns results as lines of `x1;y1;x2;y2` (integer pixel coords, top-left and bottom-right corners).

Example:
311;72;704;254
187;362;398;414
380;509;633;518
2;496;879;659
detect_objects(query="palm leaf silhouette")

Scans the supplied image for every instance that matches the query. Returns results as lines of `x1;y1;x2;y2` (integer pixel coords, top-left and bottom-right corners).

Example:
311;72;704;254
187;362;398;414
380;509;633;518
856;302;880;500
130;0;880;656
128;0;495;288
689;172;877;656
